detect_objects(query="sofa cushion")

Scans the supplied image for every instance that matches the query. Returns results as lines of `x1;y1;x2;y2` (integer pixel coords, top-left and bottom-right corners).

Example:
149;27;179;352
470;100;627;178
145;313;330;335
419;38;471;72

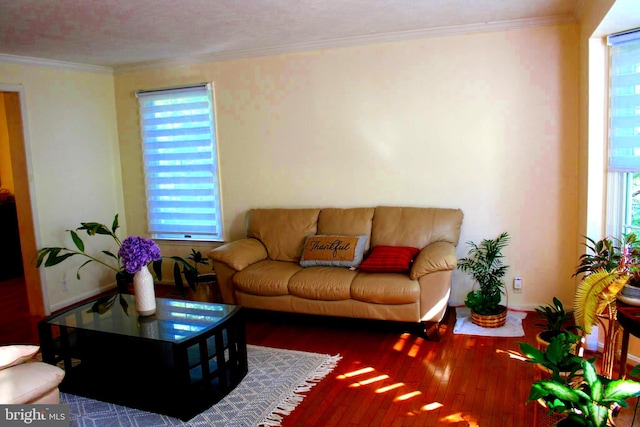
300;235;368;268
233;260;301;296
0;362;64;404
358;246;420;273
0;345;39;370
246;209;320;262
371;206;463;249
289;267;357;300
317;208;375;251
351;272;420;305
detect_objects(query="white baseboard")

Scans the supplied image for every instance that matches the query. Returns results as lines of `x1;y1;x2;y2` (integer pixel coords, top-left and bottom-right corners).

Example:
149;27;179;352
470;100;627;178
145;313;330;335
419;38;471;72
50;282;117;313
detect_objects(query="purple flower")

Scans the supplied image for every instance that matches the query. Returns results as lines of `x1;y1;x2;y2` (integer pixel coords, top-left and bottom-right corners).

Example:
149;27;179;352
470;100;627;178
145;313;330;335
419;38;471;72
118;236;162;274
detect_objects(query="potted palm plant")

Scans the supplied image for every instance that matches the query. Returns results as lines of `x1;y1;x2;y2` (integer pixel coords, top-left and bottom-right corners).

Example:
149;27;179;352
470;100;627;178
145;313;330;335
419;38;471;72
458;231;510;328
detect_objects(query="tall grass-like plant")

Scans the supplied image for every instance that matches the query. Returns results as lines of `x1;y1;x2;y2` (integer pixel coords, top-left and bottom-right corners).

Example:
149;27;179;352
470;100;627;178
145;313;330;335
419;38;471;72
458;232;510;315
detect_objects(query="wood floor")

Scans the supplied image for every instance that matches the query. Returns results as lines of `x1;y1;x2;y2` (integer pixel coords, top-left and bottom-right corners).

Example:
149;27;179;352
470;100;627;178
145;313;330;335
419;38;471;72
2;277;639;426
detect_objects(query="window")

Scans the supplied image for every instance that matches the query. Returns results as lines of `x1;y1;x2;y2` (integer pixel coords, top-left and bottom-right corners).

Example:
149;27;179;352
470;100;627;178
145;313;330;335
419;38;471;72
136;83;223;241
607;30;640;237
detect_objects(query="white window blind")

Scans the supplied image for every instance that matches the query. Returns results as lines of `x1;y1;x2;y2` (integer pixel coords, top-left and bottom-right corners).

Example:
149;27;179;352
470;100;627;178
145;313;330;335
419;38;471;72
609;29;640;172
136;83;223;241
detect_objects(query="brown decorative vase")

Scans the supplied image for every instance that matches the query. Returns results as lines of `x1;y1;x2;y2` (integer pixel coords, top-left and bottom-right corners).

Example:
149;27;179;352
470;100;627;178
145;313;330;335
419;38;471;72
471;305;507;328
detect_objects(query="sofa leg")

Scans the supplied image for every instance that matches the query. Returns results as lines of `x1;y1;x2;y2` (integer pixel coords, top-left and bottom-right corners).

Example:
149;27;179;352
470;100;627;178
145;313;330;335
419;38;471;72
422;321;441;341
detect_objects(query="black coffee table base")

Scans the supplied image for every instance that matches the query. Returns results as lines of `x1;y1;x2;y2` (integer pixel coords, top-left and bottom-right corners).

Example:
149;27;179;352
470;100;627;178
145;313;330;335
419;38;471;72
38;296;248;421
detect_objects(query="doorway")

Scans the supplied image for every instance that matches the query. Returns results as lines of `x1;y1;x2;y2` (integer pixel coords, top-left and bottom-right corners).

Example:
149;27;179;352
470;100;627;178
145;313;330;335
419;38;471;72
0;88;47;317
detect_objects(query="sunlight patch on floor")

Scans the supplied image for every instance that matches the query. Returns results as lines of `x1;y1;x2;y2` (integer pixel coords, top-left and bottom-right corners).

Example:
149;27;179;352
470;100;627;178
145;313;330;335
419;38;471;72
393;333;411;351
408;337;424;357
376;382;404;393
421;402;444;411
336;367;374;379
394;390;422;402
440;412;479;426
496;348;527;362
348;374;389;388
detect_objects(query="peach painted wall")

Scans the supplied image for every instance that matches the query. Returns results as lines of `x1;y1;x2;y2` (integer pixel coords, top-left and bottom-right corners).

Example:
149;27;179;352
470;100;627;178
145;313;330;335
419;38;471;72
0;62;125;311
115;23;580;310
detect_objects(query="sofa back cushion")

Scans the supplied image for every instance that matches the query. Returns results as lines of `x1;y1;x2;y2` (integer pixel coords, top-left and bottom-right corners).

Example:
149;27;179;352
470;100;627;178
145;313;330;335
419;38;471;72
246;208;321;262
317;208;375;251
371;207;464;249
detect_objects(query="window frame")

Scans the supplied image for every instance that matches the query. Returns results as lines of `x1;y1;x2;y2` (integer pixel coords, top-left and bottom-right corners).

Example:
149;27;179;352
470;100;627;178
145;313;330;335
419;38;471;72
136;82;224;242
606;29;640;239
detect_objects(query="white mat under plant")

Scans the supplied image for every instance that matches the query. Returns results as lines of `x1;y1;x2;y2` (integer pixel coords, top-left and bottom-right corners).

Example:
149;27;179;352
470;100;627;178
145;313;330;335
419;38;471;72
61;345;341;427
453;306;526;337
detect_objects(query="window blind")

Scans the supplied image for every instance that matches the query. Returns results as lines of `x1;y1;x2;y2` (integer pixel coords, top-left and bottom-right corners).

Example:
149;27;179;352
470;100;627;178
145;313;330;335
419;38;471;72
609;29;640;172
137;83;223;241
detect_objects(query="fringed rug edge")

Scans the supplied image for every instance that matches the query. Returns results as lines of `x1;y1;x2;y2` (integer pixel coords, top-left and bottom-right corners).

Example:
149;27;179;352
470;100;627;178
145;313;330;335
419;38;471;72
258;352;342;427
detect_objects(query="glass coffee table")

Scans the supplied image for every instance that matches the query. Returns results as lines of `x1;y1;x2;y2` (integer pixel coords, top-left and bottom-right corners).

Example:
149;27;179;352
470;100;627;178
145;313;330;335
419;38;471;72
38;293;247;421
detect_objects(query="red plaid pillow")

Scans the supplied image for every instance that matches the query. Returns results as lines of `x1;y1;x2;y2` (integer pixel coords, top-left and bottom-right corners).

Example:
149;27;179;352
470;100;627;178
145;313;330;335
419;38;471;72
358;246;420;273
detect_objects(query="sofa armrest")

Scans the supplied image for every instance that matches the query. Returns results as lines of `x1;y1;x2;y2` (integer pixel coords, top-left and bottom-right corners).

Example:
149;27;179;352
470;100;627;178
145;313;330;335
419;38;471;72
409;241;457;280
208;238;268;271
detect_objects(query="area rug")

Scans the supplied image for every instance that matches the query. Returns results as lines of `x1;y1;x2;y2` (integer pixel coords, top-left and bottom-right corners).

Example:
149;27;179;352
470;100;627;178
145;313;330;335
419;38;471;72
453;306;526;337
61;345;341;427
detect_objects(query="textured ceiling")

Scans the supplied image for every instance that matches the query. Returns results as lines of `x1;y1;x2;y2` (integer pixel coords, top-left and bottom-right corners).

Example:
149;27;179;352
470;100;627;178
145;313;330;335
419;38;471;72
0;0;580;70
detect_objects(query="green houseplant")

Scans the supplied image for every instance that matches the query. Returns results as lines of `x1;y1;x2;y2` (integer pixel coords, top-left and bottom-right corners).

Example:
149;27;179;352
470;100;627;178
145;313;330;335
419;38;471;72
535;297;579;350
173;249;218;301
520;331;640;426
528;360;640;426
572;234;640;380
572;234;640;336
36;214;201;297
520;331;585;381
458;231;510;328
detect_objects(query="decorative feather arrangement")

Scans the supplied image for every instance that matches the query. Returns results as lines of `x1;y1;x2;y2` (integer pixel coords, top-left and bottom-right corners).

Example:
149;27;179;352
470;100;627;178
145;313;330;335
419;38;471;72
574;268;628;335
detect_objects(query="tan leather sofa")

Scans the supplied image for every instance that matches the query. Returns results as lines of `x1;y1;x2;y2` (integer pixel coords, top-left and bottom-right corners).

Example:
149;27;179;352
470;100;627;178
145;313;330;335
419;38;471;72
209;206;464;338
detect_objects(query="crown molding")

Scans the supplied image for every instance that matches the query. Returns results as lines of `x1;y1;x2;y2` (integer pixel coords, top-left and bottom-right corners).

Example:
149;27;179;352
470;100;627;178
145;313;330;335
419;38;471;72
0;53;113;74
0;14;576;75
115;14;576;74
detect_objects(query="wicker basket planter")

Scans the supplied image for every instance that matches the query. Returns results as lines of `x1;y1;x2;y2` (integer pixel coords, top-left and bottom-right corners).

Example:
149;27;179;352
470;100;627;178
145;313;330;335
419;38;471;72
470;305;507;328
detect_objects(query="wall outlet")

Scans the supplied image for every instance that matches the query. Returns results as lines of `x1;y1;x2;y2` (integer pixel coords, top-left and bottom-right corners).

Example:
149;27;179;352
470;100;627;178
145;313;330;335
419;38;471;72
513;277;522;294
61;278;68;292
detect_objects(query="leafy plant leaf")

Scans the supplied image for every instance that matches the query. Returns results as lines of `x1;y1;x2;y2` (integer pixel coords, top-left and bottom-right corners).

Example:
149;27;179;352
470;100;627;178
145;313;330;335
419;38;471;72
585;401;608;427
76;259;93;279
112;214;119;235
118;293;129;316
69;230;84;252
152;259;163;281
603;379;640;402
102;250;118;261
574;269;628;334
43;249;76;267
535;381;581;403
173;262;186;297
583;360;602;402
